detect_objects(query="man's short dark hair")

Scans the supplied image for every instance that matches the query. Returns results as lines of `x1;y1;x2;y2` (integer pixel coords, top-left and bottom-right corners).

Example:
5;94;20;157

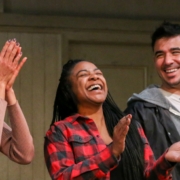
151;21;180;49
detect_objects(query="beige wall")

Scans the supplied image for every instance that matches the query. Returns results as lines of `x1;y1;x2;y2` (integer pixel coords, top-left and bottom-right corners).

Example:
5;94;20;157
0;15;166;179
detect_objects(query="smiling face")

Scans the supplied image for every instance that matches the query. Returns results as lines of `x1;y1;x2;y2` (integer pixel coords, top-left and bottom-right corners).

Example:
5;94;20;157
154;35;180;91
69;61;108;110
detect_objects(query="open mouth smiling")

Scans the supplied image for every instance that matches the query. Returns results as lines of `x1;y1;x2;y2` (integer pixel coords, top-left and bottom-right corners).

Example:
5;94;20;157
165;68;179;73
87;84;102;91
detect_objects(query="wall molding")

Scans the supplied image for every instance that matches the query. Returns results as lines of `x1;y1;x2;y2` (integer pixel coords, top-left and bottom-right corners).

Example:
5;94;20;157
0;13;173;33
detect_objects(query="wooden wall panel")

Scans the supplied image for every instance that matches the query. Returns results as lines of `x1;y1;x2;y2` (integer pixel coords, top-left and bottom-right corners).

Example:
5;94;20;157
31;34;45;180
18;33;34;180
100;66;147;110
43;34;62;180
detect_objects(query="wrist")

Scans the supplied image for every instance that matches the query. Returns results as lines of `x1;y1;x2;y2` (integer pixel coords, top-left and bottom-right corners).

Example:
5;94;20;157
0;83;6;99
111;146;120;158
5;88;17;105
0;82;6;89
6;87;14;94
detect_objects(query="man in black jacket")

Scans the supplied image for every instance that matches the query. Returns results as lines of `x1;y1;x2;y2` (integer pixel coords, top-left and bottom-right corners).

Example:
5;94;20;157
125;22;180;180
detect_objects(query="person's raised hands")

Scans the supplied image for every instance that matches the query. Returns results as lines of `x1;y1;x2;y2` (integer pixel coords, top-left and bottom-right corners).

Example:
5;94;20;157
111;114;131;158
0;39;27;90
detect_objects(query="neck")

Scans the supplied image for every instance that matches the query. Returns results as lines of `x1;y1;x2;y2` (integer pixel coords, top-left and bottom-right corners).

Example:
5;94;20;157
78;104;105;129
161;85;180;95
78;103;112;145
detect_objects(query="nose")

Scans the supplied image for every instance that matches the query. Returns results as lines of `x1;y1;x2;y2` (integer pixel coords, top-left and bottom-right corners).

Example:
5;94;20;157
163;53;174;65
89;72;99;80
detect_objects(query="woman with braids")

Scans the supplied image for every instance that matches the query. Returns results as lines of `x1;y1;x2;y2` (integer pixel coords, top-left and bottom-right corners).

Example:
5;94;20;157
44;59;180;180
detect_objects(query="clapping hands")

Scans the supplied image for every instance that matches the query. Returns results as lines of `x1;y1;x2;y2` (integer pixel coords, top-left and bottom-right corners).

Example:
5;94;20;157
111;114;131;158
0;39;27;90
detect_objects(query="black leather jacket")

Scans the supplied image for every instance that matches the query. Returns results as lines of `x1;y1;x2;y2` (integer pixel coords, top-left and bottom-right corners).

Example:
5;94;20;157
125;100;180;180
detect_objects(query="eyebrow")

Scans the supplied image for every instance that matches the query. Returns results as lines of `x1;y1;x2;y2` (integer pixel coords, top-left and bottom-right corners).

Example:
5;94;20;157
154;51;163;56
171;47;180;51
76;68;99;77
154;47;180;56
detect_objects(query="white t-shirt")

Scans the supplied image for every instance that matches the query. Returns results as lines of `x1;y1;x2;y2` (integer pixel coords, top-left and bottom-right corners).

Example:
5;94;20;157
160;88;180;135
160;89;180;113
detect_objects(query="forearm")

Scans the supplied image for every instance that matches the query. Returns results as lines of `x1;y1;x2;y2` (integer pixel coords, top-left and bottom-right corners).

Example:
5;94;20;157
0;99;7;145
1;102;34;164
0;83;6;100
144;151;173;179
137;122;172;179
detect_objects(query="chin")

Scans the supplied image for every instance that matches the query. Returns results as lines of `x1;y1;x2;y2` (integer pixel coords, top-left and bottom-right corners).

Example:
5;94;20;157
91;99;105;105
164;80;180;88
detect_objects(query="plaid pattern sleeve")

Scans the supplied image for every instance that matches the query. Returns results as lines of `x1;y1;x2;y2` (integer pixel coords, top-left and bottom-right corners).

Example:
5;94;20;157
137;122;174;180
44;114;119;180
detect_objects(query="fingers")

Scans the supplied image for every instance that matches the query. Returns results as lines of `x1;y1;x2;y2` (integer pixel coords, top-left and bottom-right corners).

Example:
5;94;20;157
0;39;21;66
116;114;132;133
118;115;131;138
165;141;180;163
8;43;20;64
2;39;16;61
6;39;21;65
5;39;16;62
16;57;27;72
13;47;23;66
0;39;26;90
0;38;27;89
112;114;132;157
0;40;10;59
6;57;27;90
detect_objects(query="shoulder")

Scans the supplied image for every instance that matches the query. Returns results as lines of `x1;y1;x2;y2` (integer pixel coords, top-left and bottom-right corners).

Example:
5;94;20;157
125;100;152;116
125;100;159;126
126;84;161;106
45;114;88;139
126;100;158;112
46;115;76;134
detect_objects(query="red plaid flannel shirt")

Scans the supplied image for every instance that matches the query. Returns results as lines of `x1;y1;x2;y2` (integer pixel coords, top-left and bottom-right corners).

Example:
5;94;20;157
44;114;173;180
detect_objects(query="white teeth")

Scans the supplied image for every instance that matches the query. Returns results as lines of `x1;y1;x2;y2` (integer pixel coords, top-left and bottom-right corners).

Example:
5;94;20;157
88;84;101;91
165;68;178;73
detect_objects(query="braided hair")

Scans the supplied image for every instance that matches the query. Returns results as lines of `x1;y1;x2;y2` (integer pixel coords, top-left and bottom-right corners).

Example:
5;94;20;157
51;59;144;180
